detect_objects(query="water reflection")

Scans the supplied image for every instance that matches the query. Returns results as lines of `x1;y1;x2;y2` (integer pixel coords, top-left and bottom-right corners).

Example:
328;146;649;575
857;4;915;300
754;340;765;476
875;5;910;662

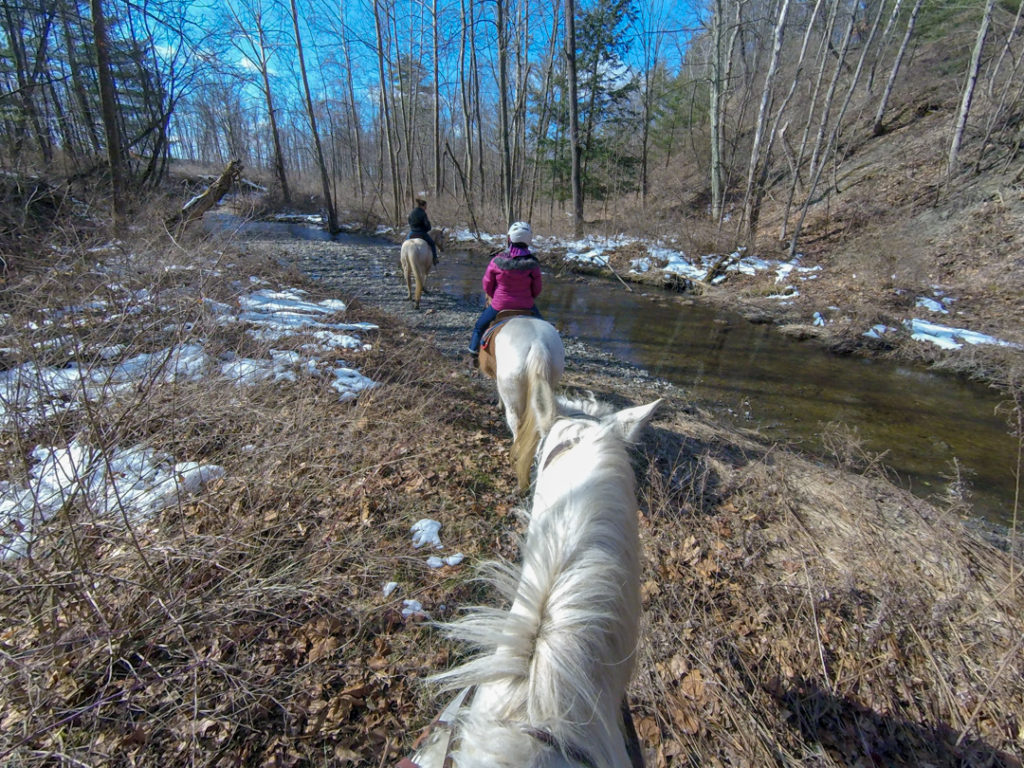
445;248;1015;527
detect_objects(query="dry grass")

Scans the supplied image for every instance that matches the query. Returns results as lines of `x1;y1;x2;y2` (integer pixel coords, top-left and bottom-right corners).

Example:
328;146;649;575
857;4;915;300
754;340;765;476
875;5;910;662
1;211;1022;768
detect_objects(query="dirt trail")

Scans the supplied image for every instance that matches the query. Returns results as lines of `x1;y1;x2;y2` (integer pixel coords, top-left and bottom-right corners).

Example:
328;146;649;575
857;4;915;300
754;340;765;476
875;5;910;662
250;230;685;402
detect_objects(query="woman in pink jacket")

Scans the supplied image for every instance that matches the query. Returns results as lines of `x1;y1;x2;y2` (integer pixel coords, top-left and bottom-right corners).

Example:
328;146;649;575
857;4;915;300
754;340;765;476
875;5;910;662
467;221;543;356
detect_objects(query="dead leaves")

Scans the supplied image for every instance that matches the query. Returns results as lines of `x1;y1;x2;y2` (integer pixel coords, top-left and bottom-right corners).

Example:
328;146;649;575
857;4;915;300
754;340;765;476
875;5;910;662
653;655;710;738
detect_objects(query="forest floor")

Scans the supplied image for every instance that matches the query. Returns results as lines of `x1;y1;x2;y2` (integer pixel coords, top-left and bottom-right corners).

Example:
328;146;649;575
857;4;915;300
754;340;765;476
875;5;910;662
10;221;1019;768
3;138;1023;765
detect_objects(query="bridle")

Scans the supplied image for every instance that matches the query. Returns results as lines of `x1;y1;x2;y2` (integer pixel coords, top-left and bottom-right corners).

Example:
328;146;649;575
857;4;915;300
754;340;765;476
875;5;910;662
539;412;602;472
400;686;644;768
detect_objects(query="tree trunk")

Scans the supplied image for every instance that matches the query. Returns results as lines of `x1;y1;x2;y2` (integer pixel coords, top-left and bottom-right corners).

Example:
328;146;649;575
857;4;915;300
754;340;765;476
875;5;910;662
975;3;1024;172
566;0;583;236
780;0;841;241
528;33;559;221
987;0;1024;100
61;6;102;154
341;24;366;197
458;0;474;203
432;0;441;194
167;159;243;232
496;0;513;225
259;30;290;204
790;0;886;256
741;0;789;246
708;0;725;223
373;0;401;222
872;0;923;137
90;0;127;228
866;0;902;95
948;0;997;175
290;0;338;233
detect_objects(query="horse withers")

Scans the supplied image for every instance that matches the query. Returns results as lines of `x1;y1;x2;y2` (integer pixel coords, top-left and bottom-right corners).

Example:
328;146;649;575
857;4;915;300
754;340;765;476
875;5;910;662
410;388;662;768
401;228;447;309
477;313;564;490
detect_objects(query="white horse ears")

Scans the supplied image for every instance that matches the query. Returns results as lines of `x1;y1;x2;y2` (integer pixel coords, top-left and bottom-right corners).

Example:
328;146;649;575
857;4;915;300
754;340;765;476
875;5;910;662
611;399;662;443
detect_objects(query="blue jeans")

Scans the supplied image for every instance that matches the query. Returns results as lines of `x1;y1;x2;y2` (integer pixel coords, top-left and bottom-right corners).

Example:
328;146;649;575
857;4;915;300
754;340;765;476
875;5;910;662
469;305;542;352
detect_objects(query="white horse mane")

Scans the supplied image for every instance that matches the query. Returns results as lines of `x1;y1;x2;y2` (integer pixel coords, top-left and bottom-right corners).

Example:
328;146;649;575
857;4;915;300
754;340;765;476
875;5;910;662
425;393;661;768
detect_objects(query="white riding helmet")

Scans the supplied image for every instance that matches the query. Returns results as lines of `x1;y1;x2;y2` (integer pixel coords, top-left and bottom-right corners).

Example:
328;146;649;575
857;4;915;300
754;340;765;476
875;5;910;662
507;221;533;247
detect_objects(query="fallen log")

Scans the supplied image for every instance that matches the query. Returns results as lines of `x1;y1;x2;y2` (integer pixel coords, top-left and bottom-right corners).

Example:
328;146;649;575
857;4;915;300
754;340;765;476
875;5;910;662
167;159;243;233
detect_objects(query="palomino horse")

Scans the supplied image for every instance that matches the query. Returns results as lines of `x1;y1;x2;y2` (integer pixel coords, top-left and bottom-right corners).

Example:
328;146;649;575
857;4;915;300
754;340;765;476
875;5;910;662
401;228;447;309
478;313;564;490
406;387;662;768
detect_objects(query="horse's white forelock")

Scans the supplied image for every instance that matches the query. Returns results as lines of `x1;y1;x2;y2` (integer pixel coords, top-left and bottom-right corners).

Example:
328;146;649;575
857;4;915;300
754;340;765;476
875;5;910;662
427;406;643;768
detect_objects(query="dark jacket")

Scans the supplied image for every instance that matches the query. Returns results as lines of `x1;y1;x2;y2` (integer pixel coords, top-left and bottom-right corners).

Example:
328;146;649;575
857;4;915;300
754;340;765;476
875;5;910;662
408;206;431;235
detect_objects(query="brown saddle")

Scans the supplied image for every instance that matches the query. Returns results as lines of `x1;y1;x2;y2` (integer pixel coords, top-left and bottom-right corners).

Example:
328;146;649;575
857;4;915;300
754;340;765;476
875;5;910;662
477;309;535;379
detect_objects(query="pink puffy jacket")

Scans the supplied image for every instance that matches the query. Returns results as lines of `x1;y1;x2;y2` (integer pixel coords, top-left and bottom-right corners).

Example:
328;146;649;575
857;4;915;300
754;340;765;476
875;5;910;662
482;245;542;310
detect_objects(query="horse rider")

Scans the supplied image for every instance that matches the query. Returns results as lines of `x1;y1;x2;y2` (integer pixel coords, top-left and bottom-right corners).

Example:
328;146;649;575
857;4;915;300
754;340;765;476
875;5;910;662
467;221;543;360
408;194;438;266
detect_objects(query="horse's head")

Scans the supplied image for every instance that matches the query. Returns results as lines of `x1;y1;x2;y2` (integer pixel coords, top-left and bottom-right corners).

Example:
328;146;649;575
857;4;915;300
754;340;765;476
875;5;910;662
533;396;661;483
431;227;448;252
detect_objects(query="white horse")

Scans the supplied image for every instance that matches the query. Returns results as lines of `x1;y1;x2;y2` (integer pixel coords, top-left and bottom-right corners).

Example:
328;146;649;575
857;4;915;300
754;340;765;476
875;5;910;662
478;315;565;490
408;388;661;768
401;228;447;309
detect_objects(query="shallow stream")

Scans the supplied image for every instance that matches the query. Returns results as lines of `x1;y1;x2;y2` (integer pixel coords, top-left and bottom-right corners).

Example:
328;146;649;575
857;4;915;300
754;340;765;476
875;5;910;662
243;219;1018;528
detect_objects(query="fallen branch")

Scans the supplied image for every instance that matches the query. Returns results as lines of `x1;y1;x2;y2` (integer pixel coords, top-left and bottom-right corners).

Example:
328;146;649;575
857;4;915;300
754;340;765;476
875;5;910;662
167;159;243;233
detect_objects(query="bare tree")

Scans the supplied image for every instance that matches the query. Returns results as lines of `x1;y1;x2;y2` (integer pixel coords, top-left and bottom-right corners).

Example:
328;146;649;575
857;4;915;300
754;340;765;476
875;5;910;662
781;0;842;241
225;0;291;203
90;0;127;227
496;0;513;224
741;0;789;246
708;0;726;223
866;0;903;94
566;0;583;235
373;0;402;221
948;0;997;175
872;0;923;137
789;0;890;256
975;0;1024;172
289;0;338;232
431;0;441;194
340;15;366;197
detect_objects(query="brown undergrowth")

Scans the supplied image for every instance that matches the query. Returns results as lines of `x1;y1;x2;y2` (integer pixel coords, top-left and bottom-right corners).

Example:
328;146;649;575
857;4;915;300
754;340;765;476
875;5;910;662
1;219;1021;767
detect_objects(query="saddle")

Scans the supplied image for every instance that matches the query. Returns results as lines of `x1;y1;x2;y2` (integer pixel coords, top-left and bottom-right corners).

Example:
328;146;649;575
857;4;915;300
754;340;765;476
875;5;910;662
478;309;535;379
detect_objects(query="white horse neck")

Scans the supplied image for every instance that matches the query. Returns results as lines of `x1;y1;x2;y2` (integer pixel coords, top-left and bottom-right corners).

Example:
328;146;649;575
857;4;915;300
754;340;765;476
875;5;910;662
460;432;641;768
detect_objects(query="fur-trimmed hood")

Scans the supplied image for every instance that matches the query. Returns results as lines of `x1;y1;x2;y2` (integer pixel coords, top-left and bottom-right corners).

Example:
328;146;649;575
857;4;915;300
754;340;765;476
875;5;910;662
491;253;540;271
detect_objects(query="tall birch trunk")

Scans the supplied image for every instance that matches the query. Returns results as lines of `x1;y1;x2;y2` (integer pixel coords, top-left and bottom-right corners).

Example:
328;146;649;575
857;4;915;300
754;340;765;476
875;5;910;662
708;0;725;223
789;0;887;257
872;0;922;136
948;0;997;175
741;0;789;246
254;18;290;204
866;0;902;95
458;0;474;202
780;0;841;240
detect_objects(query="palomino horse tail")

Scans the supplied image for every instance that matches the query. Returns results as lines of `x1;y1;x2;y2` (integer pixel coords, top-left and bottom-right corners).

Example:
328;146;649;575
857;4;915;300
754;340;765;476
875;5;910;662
510;342;558;491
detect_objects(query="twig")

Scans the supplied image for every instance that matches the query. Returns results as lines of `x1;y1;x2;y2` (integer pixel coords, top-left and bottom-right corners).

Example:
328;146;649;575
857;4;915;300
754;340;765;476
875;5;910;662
802;559;832;691
955;633;1024;747
594;254;634;292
